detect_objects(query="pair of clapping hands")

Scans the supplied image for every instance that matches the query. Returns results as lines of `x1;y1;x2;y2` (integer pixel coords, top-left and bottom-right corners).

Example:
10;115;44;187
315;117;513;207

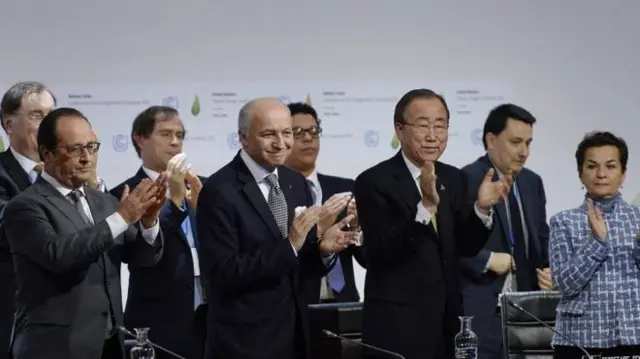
166;154;203;210
291;193;360;254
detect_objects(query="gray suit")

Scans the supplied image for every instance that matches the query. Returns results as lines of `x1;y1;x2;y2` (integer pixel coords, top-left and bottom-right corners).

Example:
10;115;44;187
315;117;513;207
3;175;163;359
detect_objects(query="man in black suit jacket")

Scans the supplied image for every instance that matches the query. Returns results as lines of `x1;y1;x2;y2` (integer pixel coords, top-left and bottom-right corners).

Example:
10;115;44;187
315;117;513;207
354;89;511;359
0;82;56;358
460;104;551;359
3;108;165;359
284;102;365;303
197;98;359;359
111;106;206;359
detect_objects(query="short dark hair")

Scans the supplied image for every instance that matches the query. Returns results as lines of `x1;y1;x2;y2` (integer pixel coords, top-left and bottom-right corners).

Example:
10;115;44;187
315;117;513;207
287;102;321;126
1;81;56;130
575;131;628;175
131;106;180;157
482;104;537;149
37;108;89;160
393;89;450;125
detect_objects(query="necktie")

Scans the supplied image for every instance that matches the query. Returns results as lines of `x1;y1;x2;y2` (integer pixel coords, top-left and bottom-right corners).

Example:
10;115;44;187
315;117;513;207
68;189;113;336
30;163;44;183
431;213;438;234
508;186;532;291
306;179;320;205
181;205;204;309
264;173;289;239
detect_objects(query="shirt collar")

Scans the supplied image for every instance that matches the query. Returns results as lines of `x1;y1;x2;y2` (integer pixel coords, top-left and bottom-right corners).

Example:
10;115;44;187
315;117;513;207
306;170;320;187
142;166;160;181
40;170;85;197
240;149;278;183
10;147;38;175
401;151;421;181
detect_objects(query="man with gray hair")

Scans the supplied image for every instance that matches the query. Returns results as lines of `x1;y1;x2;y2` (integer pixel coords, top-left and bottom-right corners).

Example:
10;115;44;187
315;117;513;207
197;97;359;358
0;81;56;358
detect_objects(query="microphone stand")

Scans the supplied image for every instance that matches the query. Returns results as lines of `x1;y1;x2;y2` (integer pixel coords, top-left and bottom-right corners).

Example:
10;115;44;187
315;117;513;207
321;329;406;359
118;326;188;359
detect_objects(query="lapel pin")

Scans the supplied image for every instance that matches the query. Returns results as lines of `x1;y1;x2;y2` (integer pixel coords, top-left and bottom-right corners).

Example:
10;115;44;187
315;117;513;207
440;184;445;191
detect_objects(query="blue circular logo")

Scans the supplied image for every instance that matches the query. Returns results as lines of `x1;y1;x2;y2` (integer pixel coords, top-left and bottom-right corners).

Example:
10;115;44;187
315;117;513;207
161;96;179;109
112;134;129;152
227;132;241;150
471;128;483;146
364;130;379;148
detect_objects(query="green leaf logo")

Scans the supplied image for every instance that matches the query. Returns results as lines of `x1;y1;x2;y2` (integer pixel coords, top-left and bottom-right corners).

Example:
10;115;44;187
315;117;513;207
191;95;201;116
391;133;400;149
304;94;312;106
0;138;4;152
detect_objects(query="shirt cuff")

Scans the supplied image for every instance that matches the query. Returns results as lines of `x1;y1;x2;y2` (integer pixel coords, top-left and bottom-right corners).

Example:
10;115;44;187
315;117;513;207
483;252;492;274
138;220;160;245
415;202;433;225
354;232;363;247
291;243;298;257
106;213;129;239
474;201;493;228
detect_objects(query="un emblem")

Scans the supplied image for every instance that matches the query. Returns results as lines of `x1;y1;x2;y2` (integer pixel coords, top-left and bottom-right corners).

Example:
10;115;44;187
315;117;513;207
112;134;129;152
162;96;179;109
364;130;379;148
471;129;483;146
227;132;241;150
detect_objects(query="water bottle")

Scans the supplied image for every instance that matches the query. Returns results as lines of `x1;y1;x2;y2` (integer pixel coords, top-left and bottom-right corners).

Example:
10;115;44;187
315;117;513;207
454;316;478;359
130;327;155;359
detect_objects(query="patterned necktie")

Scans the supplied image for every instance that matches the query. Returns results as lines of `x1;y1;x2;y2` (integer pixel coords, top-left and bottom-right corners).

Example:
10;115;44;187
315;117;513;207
30;163;44;183
67;190;93;225
264;173;289;239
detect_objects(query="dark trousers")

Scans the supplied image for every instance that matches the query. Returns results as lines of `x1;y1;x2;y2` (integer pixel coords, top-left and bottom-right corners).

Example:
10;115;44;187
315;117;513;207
102;335;123;359
554;345;640;359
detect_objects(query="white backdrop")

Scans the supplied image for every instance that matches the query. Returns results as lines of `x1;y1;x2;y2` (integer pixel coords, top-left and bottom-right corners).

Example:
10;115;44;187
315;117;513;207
1;0;639;305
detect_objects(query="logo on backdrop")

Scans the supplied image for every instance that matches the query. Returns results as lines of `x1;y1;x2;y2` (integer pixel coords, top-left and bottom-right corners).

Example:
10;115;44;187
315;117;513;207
304;94;312;106
390;133;400;150
191;95;201;117
364;130;379;148
0;137;5;152
112;134;129;152
227;132;241;150
162;96;179;110
470;128;483;146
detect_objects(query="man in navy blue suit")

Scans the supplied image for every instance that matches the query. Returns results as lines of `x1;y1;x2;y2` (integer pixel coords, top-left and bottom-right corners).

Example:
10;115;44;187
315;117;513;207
284;102;365;304
110;106;206;359
460;104;552;359
197;97;359;359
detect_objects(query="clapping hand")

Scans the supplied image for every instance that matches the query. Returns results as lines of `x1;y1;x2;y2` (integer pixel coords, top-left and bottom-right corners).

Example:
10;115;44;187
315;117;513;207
317;192;352;235
167;153;190;207
185;170;203;210
289;206;322;250
118;176;166;225
140;172;168;227
586;198;607;241
419;162;439;210
476;168;512;213
318;214;361;254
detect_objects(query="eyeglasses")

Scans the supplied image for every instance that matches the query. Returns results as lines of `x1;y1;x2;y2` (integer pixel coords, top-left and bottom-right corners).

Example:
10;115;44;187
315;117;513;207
402;122;449;137
293;126;322;138
60;142;101;157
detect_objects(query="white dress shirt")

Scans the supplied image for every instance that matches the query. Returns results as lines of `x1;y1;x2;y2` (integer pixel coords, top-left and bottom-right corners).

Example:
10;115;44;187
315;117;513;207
40;171;159;243
10;147;39;183
400;152;493;228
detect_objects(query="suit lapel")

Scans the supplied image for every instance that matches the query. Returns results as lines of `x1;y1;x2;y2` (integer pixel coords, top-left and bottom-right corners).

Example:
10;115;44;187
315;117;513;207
515;175;541;258
84;189;109;270
2;151;32;191
234;157;282;240
34;177;88;231
389;152;422;215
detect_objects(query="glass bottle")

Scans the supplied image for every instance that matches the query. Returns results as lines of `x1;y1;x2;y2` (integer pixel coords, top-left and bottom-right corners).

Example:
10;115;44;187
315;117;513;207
130;327;155;359
454;316;478;359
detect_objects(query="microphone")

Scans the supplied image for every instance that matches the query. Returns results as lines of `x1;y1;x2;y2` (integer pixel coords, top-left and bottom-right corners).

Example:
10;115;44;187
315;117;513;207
321;329;406;359
118;326;188;359
504;299;596;359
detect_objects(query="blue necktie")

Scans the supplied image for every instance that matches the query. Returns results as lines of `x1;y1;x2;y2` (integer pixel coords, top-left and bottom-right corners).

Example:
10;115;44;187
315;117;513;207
181;207;203;309
307;180;346;294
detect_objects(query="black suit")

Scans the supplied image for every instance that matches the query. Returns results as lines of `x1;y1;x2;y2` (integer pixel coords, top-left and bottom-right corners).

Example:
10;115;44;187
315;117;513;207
4;176;163;359
354;152;491;359
197;152;327;359
0;151;33;359
301;173;365;304
111;168;207;359
460;155;549;359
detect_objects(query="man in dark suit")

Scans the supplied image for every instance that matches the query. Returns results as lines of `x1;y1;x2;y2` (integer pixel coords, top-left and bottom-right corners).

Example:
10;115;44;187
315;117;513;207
354;89;511;359
197;97;360;359
3;107;165;359
0;82;56;358
284;102;365;303
111;105;206;359
460;104;551;359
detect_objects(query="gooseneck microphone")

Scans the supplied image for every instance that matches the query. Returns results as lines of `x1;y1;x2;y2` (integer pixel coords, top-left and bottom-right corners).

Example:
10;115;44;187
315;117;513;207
117;326;188;359
504;299;596;359
321;329;406;359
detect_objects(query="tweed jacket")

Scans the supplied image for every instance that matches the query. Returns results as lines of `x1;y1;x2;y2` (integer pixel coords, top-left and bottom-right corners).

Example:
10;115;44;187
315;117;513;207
549;193;640;348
